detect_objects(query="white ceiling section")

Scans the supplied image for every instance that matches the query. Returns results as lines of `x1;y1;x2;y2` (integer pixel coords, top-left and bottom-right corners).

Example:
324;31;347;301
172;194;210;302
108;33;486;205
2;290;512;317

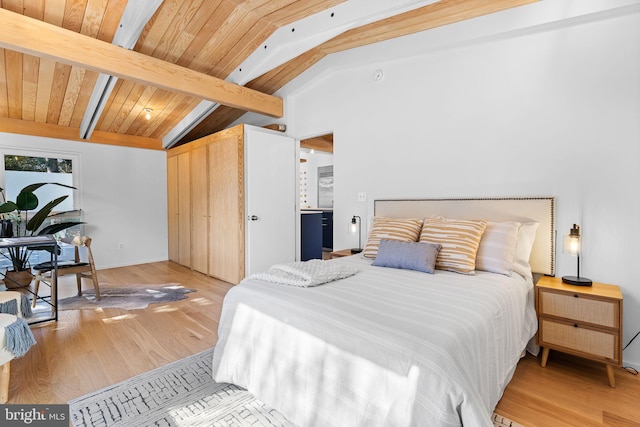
269;0;640;113
162;0;441;148
80;0;164;140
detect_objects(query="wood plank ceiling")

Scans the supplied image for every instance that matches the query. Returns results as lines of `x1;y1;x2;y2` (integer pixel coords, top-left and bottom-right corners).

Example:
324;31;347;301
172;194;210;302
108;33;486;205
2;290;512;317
0;0;537;150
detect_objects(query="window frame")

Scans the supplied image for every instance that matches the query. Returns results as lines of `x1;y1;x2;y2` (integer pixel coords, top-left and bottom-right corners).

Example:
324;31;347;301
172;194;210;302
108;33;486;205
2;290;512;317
0;147;81;212
0;147;82;265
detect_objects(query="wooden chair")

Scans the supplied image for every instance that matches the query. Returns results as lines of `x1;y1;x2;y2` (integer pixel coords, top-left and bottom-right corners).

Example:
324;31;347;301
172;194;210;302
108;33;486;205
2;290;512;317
32;236;100;312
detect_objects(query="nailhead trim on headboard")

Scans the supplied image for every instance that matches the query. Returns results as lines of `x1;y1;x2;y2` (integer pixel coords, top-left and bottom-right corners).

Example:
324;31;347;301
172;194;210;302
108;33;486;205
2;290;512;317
373;197;556;276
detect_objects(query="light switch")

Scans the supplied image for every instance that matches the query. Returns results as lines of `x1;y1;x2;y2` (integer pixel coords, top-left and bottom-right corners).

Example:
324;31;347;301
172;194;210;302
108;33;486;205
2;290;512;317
358;192;367;202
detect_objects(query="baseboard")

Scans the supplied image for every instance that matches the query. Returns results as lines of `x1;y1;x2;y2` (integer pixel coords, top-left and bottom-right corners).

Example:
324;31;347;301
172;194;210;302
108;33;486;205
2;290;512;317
95;257;169;271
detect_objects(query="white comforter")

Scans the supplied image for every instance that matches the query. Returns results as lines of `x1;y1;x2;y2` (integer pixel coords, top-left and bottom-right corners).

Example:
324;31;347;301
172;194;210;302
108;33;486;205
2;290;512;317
212;255;537;427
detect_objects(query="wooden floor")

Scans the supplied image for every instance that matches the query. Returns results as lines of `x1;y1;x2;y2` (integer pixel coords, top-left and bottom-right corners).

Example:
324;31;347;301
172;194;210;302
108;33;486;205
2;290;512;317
9;261;640;426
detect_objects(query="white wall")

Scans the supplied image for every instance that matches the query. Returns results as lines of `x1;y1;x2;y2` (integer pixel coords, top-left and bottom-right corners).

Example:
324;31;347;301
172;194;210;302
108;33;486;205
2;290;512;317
0;133;168;270
267;2;640;369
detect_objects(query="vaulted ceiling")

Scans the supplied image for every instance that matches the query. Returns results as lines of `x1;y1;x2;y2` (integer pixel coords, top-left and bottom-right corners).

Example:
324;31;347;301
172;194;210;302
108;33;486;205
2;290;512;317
0;0;537;151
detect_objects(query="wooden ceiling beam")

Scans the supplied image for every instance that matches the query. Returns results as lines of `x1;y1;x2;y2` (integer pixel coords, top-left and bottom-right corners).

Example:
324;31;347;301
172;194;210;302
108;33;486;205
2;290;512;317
0;8;284;118
0;116;162;150
301;134;333;153
322;0;540;54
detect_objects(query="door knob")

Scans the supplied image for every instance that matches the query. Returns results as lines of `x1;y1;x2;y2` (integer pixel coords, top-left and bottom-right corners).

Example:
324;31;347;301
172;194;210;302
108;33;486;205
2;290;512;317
249;215;259;221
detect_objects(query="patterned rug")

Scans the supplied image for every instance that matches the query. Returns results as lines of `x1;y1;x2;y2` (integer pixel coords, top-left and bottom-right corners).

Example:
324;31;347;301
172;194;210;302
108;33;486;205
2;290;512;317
68;348;524;427
57;284;195;311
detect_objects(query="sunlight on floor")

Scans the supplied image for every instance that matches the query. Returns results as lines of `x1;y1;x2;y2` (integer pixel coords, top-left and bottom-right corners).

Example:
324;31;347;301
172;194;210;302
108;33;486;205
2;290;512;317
102;313;136;323
152;305;178;313
189;297;213;306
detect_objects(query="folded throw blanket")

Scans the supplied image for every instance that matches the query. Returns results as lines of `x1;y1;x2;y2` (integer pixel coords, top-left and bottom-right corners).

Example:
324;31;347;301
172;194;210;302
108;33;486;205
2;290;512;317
249;259;358;287
0;294;32;318
5;317;36;358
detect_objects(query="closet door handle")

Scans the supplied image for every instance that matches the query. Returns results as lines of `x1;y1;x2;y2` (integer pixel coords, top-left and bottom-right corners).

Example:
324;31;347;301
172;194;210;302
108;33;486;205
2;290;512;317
249;215;259;221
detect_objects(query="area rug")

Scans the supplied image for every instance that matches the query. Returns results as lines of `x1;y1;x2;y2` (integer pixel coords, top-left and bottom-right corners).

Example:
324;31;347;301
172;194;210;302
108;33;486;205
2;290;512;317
68;347;525;427
57;284;196;311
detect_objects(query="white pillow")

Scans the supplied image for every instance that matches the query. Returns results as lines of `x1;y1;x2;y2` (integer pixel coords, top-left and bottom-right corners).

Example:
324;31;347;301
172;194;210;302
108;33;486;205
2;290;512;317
512;222;539;279
476;221;521;276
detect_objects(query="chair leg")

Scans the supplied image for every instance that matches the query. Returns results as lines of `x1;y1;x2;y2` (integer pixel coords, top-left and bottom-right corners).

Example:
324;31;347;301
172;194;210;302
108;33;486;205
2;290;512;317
91;271;101;301
32;275;41;309
0;361;10;403
76;274;82;296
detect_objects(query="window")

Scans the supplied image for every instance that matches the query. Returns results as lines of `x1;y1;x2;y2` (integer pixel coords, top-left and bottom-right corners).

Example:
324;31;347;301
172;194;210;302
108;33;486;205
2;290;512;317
4;153;74;200
0;149;81;265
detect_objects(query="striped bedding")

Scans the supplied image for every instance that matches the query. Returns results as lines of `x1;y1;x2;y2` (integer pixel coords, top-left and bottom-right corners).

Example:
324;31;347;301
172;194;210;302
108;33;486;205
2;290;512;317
212;255;537;427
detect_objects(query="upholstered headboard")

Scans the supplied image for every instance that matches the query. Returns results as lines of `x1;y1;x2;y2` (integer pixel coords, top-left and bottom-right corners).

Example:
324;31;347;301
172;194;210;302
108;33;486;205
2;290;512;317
374;197;556;276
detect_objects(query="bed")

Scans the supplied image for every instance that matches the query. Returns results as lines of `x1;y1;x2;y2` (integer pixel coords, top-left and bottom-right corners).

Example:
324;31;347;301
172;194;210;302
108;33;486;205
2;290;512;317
212;197;556;427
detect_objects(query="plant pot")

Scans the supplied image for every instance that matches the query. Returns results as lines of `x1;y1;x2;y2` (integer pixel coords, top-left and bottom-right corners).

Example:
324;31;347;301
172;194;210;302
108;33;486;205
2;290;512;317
4;269;33;289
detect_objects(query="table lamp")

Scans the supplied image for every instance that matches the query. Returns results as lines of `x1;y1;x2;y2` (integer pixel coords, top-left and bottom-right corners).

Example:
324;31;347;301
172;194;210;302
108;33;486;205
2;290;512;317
561;224;592;286
350;215;362;254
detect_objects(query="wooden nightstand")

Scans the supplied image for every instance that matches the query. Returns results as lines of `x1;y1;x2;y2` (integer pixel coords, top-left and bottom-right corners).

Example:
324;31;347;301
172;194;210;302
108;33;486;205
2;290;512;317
329;249;357;259
535;276;623;387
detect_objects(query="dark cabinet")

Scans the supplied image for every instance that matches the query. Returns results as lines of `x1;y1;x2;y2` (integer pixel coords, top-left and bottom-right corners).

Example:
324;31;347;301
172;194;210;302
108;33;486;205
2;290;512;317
301;212;323;261
322;210;333;250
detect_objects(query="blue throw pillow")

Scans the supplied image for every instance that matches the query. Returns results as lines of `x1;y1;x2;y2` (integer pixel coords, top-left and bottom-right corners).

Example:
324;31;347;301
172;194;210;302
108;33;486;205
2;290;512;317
372;239;441;274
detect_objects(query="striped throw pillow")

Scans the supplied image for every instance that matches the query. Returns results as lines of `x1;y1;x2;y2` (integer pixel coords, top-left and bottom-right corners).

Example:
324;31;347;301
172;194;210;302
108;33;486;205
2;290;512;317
475;221;521;276
419;217;487;274
362;217;423;259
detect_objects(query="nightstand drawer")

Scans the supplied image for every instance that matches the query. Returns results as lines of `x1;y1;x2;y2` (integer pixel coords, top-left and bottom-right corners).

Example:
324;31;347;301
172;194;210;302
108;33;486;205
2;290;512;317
539;319;619;363
538;289;618;328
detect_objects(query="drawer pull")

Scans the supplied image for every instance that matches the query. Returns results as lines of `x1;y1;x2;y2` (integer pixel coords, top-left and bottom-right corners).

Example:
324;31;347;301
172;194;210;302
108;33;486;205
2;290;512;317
574;294;579;298
574;323;578;328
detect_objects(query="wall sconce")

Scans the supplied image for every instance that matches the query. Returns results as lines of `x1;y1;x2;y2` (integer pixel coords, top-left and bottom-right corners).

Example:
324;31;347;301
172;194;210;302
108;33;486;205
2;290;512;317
350;215;362;254
144;108;153;120
562;224;592;286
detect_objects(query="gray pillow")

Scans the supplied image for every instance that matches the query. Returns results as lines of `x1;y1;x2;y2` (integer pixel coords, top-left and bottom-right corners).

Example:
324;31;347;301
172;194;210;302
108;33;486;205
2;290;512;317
372;239;441;274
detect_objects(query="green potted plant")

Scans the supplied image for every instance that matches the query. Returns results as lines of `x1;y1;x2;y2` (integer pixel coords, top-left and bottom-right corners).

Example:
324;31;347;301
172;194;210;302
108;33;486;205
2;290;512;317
0;183;82;288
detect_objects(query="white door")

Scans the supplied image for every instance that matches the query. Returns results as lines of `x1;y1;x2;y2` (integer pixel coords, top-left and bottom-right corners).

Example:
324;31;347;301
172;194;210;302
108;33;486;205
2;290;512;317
245;126;296;275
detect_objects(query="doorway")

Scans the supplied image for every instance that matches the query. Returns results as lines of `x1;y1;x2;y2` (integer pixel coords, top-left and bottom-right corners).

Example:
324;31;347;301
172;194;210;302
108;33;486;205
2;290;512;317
299;133;334;259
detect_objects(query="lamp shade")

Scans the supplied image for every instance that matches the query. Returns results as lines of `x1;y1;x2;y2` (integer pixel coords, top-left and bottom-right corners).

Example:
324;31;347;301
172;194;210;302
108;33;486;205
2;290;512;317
563;224;581;256
350;217;358;234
